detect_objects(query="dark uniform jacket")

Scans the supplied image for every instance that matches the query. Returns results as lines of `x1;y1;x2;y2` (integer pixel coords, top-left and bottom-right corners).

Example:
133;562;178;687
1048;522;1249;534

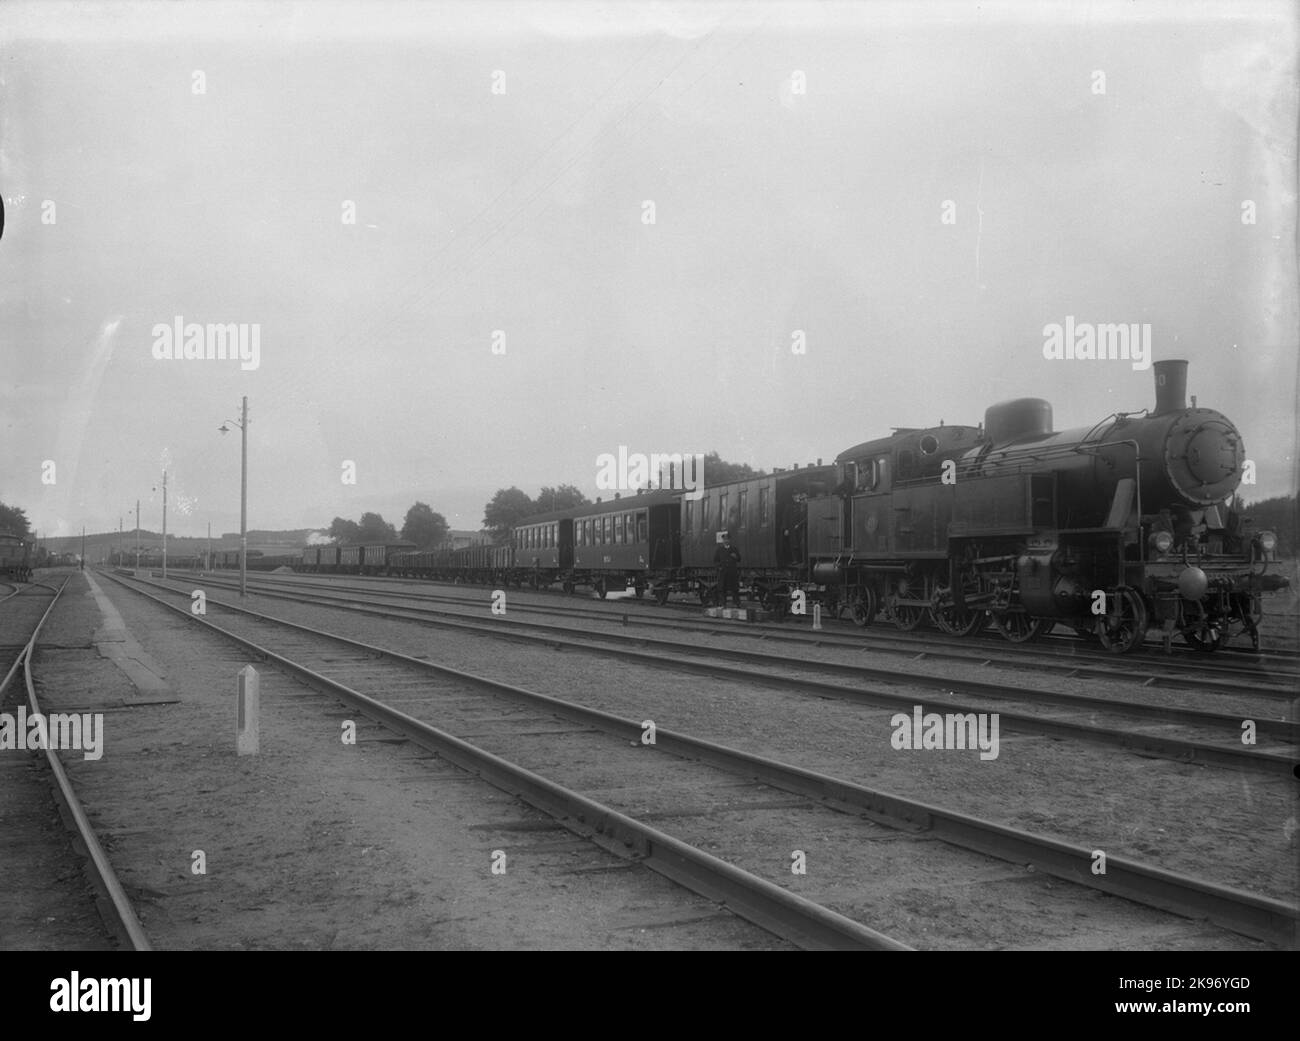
714;543;741;575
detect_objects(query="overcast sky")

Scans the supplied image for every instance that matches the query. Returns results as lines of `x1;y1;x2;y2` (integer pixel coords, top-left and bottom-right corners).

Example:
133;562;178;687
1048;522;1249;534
2;0;1296;539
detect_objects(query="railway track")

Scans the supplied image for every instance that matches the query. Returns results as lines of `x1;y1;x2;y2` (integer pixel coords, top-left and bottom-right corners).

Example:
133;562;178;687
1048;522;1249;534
104;571;903;949
106;570;1296;948
0;574;151;951
189;569;1300;694
144;571;1300;777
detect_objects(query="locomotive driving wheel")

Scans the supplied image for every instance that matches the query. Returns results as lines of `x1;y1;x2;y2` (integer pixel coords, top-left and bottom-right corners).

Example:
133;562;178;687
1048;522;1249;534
890;601;926;631
1097;587;1148;655
850;586;878;628
932;604;985;637
991;611;1051;644
888;577;925;631
930;584;985;637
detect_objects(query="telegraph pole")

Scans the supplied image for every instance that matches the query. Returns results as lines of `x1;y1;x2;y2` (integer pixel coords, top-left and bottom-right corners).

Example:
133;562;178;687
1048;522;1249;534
219;396;250;598
239;397;248;597
161;470;168;579
80;526;85;570
135;500;140;568
207;521;212;572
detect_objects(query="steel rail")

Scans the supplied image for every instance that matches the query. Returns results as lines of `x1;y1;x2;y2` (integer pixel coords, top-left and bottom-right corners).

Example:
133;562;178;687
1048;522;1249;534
180;569;1300;696
5;576;152;951
108;572;1298;948
140;572;1298;773
105;573;906;950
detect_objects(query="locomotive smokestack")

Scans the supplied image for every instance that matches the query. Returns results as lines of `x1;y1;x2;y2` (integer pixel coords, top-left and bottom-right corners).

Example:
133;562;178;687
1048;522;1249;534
1153;359;1188;415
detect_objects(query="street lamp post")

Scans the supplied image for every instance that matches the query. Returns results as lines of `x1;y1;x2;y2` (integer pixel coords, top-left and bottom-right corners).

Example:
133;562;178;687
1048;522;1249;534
220;396;249;598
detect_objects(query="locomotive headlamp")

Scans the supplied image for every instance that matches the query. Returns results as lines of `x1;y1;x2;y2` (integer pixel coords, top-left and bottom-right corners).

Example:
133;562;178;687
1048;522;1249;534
1149;531;1173;554
1258;531;1277;553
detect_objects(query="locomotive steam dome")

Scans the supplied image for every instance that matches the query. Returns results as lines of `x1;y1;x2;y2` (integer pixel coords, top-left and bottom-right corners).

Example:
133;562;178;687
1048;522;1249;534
984;398;1053;444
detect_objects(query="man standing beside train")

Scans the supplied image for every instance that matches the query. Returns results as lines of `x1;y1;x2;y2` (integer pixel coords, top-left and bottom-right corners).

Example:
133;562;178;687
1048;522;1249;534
714;534;742;608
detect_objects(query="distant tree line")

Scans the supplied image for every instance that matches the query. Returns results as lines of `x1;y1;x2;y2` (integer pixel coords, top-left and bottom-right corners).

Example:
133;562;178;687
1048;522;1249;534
1239;494;1299;557
324;502;449;549
0;502;31;538
479;452;768;543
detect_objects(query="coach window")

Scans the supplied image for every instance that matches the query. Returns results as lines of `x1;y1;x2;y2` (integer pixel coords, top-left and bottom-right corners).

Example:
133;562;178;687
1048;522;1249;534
759;486;770;527
684;499;694;535
604;515;612;544
637;513;648;542
702;494;711;530
737;490;747;530
718;491;728;531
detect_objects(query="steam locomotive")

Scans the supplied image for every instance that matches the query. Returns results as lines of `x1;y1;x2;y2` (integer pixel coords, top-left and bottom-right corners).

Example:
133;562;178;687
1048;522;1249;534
304;359;1286;653
802;360;1285;653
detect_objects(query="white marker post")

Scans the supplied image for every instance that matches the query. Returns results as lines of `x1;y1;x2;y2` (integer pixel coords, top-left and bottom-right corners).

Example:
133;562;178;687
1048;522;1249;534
236;665;259;755
813;603;822;631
